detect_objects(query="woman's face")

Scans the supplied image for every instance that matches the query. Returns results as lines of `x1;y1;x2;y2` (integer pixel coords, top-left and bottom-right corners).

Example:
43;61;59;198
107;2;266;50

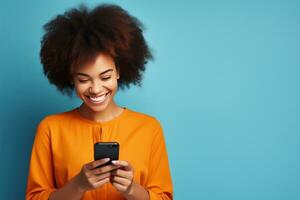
72;53;119;113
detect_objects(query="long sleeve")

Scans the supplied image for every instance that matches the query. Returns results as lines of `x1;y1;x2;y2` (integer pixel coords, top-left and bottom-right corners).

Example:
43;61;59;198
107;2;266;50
25;108;173;200
146;123;173;200
26;119;56;200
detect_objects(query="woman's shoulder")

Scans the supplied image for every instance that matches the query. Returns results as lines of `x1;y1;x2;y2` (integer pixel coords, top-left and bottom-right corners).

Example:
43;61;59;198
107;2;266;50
38;108;77;126
125;108;162;128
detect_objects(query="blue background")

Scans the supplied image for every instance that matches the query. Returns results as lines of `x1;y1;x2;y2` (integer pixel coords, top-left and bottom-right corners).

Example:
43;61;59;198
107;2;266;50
0;0;300;199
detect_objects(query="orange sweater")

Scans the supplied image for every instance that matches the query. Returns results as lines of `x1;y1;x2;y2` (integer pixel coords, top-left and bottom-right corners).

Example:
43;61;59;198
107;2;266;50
26;108;173;200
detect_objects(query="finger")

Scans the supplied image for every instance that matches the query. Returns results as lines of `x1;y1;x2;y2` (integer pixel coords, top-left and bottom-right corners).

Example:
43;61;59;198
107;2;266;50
86;158;110;170
112;181;127;192
112;160;132;170
93;177;110;188
111;160;128;167
111;176;131;186
93;171;111;182
91;164;119;175
82;171;111;186
111;169;133;179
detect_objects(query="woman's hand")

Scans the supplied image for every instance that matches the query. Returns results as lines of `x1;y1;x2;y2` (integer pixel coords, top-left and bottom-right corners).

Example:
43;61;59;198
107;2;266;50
111;160;134;195
75;158;119;192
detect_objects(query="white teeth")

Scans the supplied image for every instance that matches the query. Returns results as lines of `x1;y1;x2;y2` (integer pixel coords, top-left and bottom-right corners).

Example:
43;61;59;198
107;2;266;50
89;93;107;103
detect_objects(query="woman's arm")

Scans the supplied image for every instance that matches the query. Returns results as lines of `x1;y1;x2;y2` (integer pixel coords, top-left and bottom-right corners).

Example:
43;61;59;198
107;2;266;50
26;119;118;200
49;176;85;200
110;160;149;200
26;120;56;200
123;182;150;200
145;124;173;200
50;158;118;200
110;121;173;200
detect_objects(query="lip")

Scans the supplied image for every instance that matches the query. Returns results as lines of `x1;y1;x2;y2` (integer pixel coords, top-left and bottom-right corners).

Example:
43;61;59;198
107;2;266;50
85;92;110;105
89;93;108;99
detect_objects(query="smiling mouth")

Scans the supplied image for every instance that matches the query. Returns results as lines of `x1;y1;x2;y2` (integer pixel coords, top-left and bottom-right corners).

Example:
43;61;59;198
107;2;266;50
86;92;110;104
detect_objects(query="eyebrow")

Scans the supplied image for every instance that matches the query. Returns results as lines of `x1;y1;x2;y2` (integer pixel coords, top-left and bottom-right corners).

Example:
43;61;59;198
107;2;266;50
75;69;113;77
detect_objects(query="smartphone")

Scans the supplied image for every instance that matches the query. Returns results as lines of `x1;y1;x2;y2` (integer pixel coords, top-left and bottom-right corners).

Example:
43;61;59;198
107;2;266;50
94;142;119;165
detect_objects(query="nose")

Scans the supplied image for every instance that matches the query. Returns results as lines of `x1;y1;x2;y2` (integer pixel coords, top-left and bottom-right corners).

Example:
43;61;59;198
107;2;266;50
89;80;102;94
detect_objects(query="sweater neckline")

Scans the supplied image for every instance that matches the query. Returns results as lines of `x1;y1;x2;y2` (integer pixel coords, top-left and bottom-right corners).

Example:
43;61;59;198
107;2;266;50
72;107;128;126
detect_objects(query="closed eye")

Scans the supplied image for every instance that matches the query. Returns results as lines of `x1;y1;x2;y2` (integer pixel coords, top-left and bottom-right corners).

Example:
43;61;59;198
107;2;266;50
78;79;89;83
102;76;111;81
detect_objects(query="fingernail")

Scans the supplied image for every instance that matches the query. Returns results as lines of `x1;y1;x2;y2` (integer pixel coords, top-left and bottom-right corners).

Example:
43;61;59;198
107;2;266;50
112;160;118;164
104;158;110;162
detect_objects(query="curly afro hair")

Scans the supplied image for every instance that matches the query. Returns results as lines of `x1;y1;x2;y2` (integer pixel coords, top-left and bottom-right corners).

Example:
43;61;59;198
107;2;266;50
40;4;153;95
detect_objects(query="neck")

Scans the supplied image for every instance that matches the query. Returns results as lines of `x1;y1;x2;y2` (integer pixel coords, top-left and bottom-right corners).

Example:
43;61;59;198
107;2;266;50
78;101;123;123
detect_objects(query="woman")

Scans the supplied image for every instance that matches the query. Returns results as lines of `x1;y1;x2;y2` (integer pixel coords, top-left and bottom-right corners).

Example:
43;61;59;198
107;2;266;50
26;4;173;200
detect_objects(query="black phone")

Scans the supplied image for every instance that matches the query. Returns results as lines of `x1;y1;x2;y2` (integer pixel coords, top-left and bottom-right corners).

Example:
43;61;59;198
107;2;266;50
94;142;119;165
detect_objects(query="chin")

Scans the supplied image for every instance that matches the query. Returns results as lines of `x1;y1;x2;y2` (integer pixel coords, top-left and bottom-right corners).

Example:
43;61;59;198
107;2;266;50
87;104;109;113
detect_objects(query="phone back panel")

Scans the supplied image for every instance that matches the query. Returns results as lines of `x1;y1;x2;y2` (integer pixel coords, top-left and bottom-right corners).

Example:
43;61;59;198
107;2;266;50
94;142;119;162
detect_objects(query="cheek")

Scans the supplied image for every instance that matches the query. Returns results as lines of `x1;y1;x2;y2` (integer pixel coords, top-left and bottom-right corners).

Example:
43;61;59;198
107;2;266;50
74;84;87;96
106;79;119;91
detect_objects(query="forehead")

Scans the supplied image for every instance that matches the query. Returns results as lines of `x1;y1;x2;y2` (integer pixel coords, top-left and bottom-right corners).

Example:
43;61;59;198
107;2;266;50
73;53;116;74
